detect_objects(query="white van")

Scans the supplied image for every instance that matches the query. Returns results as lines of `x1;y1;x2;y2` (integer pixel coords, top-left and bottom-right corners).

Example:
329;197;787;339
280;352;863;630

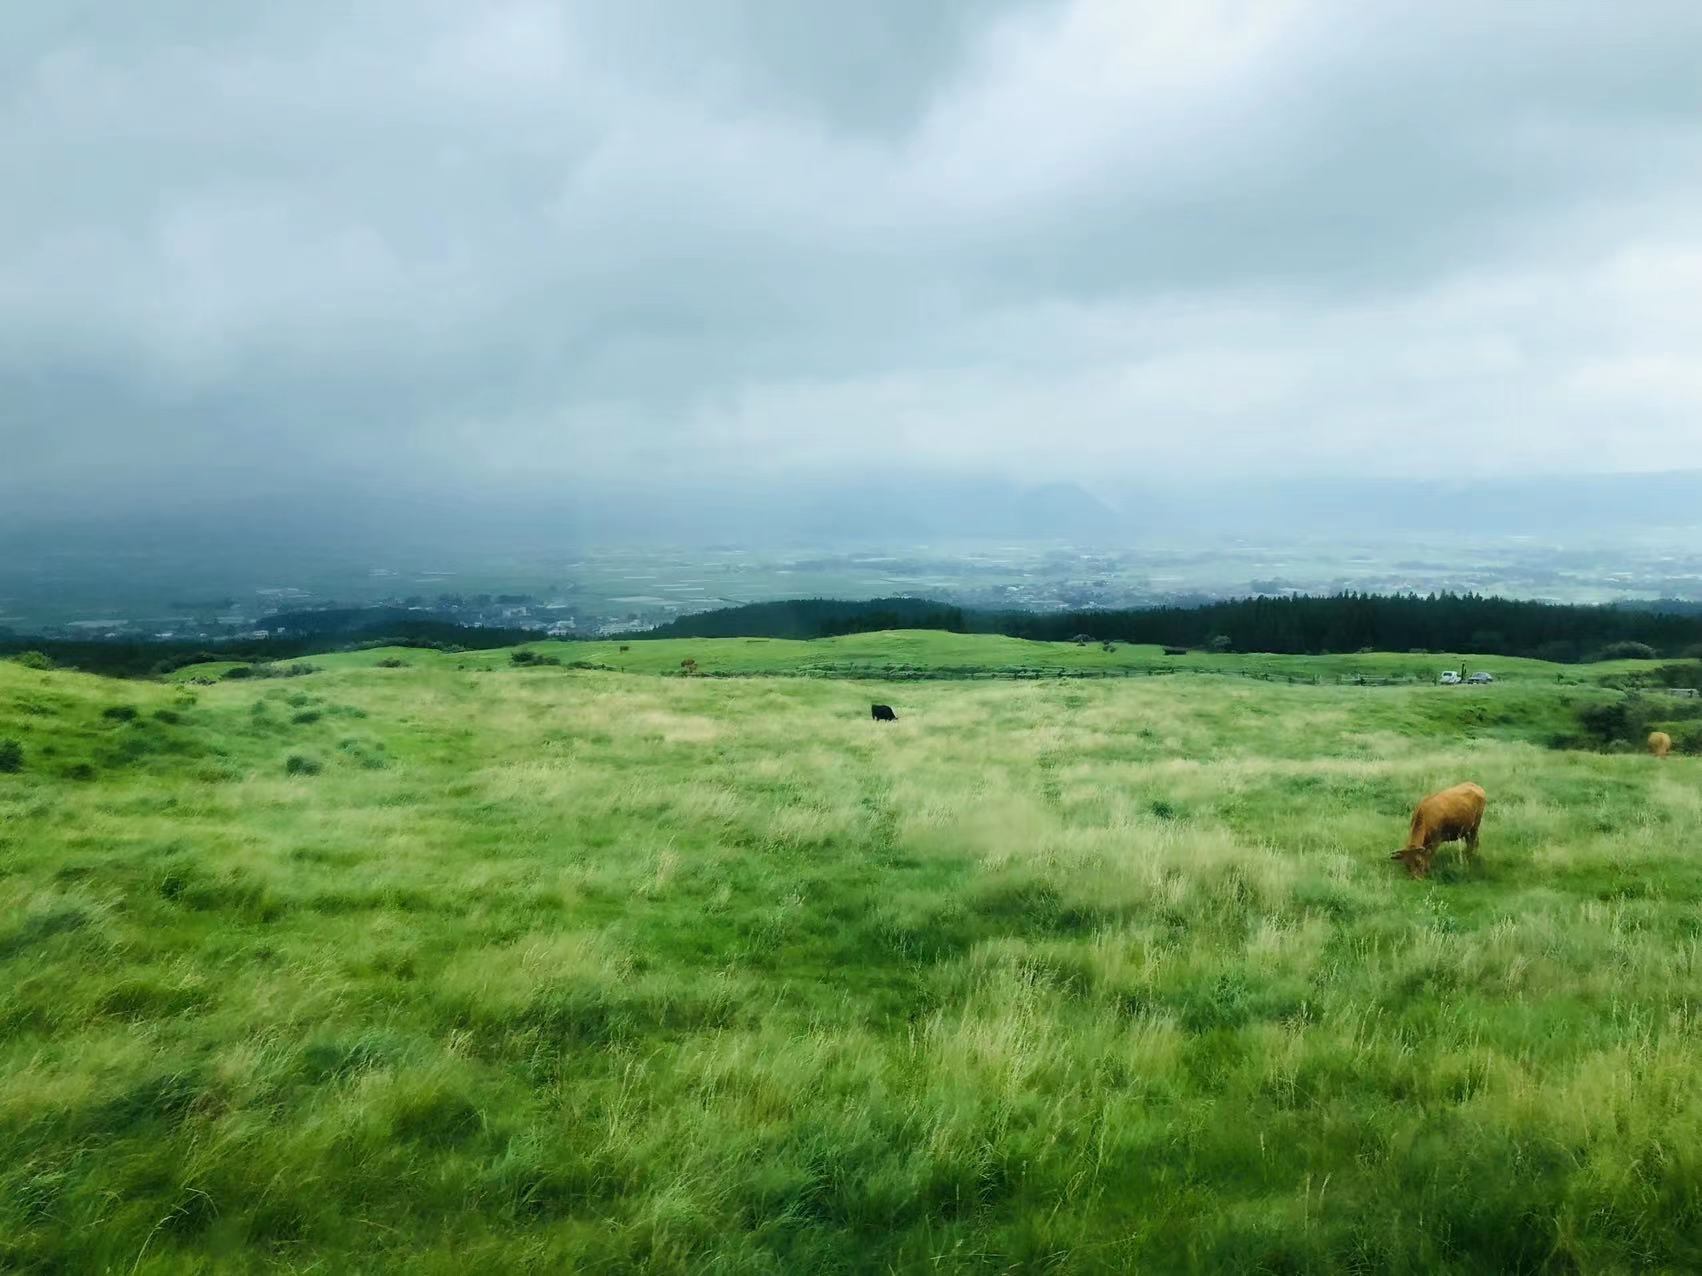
1438;671;1462;685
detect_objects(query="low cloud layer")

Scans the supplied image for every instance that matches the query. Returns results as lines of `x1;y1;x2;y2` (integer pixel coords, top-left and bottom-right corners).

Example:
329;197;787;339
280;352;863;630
5;1;1702;513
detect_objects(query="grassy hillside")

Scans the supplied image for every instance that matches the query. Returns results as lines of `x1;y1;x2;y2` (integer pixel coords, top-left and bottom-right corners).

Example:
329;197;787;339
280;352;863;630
3;641;1701;1271
174;628;1667;683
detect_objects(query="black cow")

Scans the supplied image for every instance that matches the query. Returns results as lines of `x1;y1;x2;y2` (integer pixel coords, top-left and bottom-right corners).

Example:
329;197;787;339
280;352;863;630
870;704;897;722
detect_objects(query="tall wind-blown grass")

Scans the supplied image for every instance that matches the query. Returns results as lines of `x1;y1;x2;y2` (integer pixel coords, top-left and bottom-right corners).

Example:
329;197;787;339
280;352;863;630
1;648;1699;1271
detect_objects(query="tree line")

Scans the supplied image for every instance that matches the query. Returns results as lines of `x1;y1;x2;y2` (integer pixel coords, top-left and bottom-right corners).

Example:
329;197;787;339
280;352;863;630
642;597;969;640
0;618;539;678
645;593;1702;660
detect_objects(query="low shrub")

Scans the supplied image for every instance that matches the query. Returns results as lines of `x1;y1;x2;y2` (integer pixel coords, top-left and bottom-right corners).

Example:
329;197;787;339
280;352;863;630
284;754;323;777
101;705;140;722
1592;641;1657;662
375;657;410;668
9;651;54;670
1577;700;1632;744
224;662;319;682
511;650;561;667
149;651;224;676
1628;662;1702;690
337;737;389;770
0;738;22;772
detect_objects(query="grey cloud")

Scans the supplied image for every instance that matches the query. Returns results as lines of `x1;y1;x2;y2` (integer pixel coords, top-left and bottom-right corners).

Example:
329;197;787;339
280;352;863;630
3;0;1701;517
570;0;1039;136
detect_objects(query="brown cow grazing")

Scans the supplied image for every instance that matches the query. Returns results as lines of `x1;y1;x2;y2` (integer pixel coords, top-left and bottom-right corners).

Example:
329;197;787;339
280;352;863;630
1649;731;1673;759
1392;782;1487;879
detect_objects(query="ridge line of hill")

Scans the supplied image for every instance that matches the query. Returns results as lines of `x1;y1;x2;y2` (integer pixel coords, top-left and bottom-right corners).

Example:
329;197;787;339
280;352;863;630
4;591;1702;677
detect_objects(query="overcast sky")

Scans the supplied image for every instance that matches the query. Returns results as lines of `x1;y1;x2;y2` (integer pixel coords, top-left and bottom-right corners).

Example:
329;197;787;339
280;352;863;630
5;0;1702;513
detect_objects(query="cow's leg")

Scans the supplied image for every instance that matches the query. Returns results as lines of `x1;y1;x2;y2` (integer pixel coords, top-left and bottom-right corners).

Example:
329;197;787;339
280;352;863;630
1465;824;1480;859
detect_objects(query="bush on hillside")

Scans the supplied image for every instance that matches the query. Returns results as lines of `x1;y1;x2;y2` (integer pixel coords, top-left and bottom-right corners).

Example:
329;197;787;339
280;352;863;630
284;754;322;776
1638;662;1702;689
149;651;224;676
1555;690;1702;753
1576;700;1633;746
353;638;458;653
102;705;140;722
375;657;410;668
510;650;560;667
220;661;319;681
337;737;389;770
0;738;22;772
9;651;54;670
1593;641;1657;662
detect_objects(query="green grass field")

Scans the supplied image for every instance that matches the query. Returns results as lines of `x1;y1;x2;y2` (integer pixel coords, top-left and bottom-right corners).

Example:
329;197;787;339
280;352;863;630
178;631;1663;683
3;635;1701;1271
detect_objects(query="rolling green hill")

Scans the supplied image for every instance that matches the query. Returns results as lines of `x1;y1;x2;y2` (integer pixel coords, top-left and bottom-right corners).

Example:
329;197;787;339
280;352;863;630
174;628;1671;683
2;638;1700;1271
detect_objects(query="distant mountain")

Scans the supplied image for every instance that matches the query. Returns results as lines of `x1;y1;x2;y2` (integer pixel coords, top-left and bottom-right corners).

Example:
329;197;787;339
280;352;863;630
1117;471;1702;537
772;477;1121;542
5;470;1699;562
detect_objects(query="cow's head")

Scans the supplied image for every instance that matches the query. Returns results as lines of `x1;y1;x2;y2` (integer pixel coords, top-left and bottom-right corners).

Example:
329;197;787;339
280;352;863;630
1391;846;1431;879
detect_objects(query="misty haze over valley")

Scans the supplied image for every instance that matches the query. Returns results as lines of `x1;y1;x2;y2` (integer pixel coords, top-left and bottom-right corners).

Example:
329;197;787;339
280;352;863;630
6;470;1702;639
6;1;1702;637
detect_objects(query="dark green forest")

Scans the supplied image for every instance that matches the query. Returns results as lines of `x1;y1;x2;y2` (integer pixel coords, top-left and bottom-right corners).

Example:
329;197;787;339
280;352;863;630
644;596;971;640
647;593;1702;660
0;615;537;678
